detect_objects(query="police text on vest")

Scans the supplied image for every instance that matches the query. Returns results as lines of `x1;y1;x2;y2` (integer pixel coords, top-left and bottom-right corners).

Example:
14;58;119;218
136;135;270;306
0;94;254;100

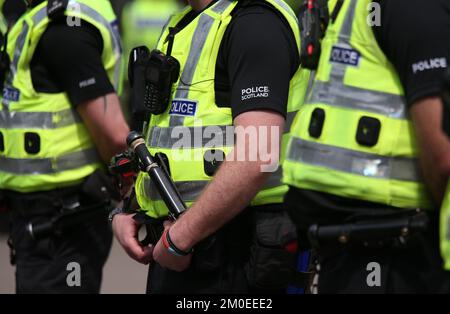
412;58;447;74
330;46;361;67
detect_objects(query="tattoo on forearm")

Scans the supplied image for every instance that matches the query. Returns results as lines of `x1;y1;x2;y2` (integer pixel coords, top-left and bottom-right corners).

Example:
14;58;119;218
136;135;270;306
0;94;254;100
103;96;108;114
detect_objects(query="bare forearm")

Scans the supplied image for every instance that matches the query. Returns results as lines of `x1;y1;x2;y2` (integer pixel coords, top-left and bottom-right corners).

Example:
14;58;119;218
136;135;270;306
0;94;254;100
411;97;450;204
170;155;271;250
78;93;130;163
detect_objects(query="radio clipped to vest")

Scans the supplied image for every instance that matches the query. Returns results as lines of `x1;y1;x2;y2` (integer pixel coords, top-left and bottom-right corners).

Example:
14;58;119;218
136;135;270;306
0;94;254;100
128;45;180;127
298;0;329;70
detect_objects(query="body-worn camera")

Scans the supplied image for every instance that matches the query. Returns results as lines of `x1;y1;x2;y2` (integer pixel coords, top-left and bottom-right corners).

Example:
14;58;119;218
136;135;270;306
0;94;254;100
128;47;180;125
298;0;329;70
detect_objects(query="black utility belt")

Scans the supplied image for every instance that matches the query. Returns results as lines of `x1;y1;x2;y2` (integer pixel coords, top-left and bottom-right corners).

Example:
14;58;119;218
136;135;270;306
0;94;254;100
5;186;83;214
308;210;430;249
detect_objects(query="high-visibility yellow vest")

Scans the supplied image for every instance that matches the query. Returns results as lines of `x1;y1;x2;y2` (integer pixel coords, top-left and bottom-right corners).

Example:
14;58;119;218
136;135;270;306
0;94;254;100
121;0;179;65
135;0;310;218
440;183;450;270
283;0;432;210
0;0;123;193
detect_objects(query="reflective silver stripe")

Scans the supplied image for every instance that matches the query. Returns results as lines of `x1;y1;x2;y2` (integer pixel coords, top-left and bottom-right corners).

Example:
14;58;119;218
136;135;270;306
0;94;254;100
31;2;122;91
447;216;450;240
145;167;283;202
263;166;284;189
170;0;233;127
148;116;295;149
287;138;422;182
32;5;47;23
4;22;29;91
307;70;316;94
340;0;357;40
0;148;100;175
307;81;407;119
170;14;215;127
148;125;234;149
145;180;208;202
0;108;81;129
172;15;215;96
329;0;356;81
156;15;173;49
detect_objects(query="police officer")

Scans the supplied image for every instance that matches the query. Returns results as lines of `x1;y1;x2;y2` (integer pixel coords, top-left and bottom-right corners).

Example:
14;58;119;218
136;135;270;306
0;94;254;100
1;0;129;293
283;0;450;293
121;0;180;60
112;0;310;293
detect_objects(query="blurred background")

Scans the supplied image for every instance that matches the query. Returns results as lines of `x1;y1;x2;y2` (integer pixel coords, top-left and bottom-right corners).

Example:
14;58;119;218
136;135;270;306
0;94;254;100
0;0;188;294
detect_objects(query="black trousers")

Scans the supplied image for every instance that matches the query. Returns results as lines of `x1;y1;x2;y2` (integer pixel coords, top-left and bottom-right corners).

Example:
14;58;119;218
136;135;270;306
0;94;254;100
312;232;450;294
285;188;450;294
146;205;296;294
7;188;112;294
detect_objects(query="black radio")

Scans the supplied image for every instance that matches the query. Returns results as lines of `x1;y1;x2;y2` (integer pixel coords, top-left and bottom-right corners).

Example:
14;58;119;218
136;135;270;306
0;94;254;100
298;0;329;70
128;47;180;125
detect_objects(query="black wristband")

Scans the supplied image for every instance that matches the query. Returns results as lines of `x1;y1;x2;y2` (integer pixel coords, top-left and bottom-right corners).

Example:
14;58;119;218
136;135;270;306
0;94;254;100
166;229;193;256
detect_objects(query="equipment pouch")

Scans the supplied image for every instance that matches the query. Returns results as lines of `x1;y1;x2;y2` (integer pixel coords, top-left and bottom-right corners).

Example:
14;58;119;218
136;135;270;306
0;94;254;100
245;209;298;291
81;169;120;205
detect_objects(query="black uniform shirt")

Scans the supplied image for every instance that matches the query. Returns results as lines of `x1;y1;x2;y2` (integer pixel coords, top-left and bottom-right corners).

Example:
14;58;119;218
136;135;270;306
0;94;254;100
30;18;115;106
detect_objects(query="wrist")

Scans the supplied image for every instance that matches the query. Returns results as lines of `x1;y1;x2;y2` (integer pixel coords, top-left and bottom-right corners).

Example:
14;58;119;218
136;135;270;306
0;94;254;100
169;220;198;251
162;227;193;256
